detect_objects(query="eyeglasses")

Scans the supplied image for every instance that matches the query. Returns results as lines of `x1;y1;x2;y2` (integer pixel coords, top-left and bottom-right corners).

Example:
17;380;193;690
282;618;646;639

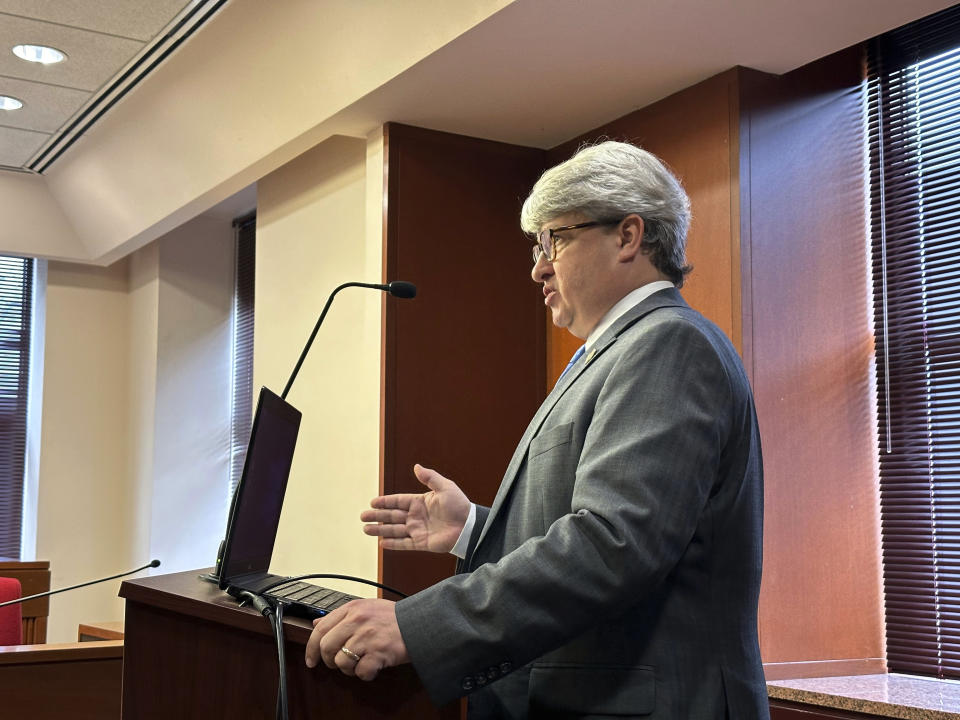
531;220;622;264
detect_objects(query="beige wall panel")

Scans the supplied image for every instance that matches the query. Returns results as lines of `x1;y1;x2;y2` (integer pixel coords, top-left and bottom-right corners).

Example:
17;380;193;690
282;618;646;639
126;245;159;574
256;136;380;595
37;260;134;642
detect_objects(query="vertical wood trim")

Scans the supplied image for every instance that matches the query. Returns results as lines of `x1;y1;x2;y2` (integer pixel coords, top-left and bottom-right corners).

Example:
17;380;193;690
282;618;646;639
23;617;38;644
378;124;391;592
727;70;744;358
737;68;757;386
380;123;399;589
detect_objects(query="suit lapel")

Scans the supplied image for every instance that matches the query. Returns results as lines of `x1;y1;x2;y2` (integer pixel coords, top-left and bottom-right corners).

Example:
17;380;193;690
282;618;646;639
473;288;688;554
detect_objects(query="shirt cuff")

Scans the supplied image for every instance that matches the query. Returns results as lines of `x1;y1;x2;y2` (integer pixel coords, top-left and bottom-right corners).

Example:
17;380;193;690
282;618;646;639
450;503;476;559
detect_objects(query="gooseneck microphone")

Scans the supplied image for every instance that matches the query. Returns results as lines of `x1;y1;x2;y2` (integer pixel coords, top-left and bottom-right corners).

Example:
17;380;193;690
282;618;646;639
281;280;417;400
0;559;161;608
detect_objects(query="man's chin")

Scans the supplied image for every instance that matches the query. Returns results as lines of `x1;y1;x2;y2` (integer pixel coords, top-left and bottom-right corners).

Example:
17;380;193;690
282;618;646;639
549;308;568;329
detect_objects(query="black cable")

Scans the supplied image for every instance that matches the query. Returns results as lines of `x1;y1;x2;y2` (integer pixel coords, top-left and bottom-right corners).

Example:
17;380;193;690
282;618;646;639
235;589;272;616
273;602;289;720
259;573;409;599
235;590;288;720
233;574;406;719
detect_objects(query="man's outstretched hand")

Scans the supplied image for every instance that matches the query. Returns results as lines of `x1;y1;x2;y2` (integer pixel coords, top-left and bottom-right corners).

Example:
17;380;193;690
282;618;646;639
360;464;470;553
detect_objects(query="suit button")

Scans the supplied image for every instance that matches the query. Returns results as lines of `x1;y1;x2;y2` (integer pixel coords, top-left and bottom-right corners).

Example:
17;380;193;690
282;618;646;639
500;662;513;674
475;673;488;687
487;666;499;680
461;677;474;691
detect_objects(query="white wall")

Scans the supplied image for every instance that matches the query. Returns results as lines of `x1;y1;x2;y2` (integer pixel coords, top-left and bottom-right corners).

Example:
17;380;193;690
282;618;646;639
150;215;235;572
36;213;238;642
256;135;381;596
38;259;135;642
127;243;159;571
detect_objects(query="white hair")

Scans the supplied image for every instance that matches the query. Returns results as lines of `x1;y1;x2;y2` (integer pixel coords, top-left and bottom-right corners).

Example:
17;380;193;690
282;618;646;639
521;141;692;285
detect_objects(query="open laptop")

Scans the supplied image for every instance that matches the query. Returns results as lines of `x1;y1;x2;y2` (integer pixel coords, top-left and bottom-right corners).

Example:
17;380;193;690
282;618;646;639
215;386;357;617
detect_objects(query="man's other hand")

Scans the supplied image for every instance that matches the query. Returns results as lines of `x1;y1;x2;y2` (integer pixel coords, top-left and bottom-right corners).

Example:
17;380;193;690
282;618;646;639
305;599;409;682
360;464;470;553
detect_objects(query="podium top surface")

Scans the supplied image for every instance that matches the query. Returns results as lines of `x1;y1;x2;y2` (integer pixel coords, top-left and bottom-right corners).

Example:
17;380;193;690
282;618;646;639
119;568;315;643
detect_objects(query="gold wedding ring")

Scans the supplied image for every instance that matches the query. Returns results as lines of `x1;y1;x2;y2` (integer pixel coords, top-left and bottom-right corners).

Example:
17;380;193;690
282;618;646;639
340;645;362;663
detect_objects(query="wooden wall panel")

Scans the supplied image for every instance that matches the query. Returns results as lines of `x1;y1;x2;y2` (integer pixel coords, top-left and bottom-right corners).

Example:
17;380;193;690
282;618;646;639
546;70;745;386
380;46;884;679
543;51;884;675
381;123;547;596
741;47;885;672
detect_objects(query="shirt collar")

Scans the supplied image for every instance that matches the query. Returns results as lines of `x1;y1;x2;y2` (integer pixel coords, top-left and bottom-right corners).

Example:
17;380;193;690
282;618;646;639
585;280;676;351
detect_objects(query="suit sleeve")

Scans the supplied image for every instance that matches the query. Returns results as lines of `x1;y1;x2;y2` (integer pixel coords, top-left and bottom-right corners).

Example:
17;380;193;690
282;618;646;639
396;318;735;705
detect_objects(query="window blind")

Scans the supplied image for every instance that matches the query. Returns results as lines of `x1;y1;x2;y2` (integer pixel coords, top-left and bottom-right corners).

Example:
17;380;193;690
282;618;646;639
0;256;33;559
868;5;960;679
229;214;255;497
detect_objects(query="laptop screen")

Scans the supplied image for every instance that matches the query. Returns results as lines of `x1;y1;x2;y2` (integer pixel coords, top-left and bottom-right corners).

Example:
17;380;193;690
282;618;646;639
219;387;302;587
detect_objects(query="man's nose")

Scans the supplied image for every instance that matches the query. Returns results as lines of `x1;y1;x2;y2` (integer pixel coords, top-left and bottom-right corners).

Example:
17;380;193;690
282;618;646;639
531;251;552;282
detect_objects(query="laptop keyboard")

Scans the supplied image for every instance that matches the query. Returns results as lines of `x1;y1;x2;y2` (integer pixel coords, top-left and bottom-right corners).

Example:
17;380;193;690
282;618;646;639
264;580;358;615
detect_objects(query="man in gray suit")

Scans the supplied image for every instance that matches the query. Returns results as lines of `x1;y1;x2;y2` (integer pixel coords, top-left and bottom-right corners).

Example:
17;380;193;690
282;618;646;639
306;141;768;719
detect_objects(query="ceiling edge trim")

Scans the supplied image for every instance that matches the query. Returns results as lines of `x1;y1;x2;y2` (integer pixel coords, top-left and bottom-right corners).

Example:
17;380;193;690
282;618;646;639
25;0;229;174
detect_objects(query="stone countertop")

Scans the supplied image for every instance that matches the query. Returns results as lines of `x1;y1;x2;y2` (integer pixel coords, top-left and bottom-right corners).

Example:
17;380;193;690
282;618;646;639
768;674;960;719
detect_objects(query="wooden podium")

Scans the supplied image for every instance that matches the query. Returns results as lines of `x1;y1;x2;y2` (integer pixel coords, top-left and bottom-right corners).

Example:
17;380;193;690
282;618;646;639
119;569;456;719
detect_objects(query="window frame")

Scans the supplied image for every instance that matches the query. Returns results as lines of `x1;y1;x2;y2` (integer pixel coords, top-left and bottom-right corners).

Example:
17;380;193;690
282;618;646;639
0;255;36;559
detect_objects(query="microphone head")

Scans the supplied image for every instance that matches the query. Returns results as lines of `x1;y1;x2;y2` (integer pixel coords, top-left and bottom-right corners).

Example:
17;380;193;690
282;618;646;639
388;281;417;299
149;559;161;568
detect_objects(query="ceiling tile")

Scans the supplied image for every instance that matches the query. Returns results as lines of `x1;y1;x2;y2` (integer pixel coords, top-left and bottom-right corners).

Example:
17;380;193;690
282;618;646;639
0;15;145;91
0;77;90;133
0;1;192;41
0;124;49;167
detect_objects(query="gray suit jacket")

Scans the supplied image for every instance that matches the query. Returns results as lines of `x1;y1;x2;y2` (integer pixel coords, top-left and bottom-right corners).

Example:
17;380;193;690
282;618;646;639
396;288;768;719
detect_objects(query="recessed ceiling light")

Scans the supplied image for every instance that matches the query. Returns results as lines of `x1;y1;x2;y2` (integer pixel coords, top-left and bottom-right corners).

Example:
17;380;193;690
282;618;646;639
12;44;66;64
0;95;24;110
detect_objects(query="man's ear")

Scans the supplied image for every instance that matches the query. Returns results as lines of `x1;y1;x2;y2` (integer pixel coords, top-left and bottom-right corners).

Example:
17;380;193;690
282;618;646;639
617;215;645;261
